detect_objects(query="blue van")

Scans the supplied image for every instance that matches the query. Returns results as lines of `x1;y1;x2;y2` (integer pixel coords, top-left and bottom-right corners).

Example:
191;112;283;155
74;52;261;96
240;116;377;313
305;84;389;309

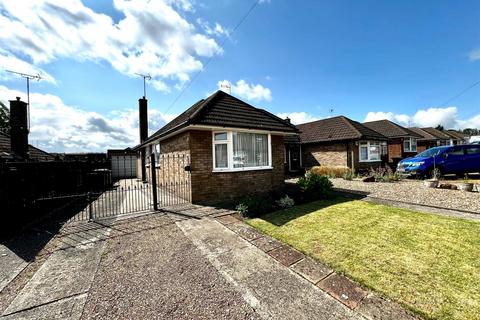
397;144;480;178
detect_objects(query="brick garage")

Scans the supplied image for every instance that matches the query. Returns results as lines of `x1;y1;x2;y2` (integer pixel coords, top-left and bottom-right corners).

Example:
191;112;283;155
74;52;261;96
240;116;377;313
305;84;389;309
135;90;298;204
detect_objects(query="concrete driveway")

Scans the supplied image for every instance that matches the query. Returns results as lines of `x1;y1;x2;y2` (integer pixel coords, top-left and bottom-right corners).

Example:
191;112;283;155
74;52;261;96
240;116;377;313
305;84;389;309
0;211;404;319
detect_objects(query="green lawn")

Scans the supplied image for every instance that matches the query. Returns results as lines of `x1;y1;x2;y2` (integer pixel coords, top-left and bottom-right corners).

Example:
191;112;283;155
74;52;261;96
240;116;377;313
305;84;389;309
247;198;480;320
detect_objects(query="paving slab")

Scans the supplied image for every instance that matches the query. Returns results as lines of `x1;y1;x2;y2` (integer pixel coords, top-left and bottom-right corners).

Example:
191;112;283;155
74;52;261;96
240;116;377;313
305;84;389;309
267;244;304;266
216;215;240;225
2;293;87;320
0;247;28;293
178;218;363;320
2;243;104;316
318;273;368;309
250;236;282;252
226;222;263;241
357;294;417;320
291;257;334;284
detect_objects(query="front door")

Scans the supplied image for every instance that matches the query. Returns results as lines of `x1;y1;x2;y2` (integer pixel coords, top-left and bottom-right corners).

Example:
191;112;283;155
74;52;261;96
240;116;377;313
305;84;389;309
289;145;301;171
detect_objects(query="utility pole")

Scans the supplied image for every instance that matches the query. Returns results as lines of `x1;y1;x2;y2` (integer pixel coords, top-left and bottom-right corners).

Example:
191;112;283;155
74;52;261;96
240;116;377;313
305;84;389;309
5;70;42;131
135;73;151;98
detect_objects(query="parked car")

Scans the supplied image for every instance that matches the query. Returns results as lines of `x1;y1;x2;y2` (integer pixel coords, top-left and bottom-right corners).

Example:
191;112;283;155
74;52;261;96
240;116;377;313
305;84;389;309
397;144;480;178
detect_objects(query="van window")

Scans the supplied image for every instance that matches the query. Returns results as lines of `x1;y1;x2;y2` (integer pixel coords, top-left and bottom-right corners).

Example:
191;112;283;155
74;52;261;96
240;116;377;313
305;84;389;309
465;147;480;155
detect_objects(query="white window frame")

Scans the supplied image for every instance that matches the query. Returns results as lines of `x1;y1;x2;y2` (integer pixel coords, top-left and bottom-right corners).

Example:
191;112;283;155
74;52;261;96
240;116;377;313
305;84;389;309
403;137;417;152
359;141;382;162
212;130;273;172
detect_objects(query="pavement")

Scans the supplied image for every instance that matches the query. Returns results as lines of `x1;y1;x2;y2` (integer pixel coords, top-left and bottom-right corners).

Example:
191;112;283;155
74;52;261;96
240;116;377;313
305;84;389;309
0;209;416;320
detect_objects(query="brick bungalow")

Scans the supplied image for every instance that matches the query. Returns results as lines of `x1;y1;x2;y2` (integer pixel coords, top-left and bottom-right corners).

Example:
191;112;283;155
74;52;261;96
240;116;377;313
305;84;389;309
296;116;387;172
443;130;468;145
136;90;299;203
412;127;451;148
408;127;440;152
0;132;55;162
363;119;422;165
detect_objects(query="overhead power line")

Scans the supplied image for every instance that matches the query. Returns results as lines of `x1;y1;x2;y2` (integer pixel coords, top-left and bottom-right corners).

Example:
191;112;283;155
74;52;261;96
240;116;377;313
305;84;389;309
438;79;480;108
164;0;260;114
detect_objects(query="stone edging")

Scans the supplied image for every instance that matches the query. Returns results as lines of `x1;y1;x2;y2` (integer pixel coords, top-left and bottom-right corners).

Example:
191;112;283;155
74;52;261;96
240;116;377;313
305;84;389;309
215;214;418;320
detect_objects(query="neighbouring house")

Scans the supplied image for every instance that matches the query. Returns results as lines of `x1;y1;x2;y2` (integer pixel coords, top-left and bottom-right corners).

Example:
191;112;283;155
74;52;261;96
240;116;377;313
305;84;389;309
0;132;54;162
135;90;299;203
0;97;54;162
363;119;422;165
417;127;451;146
295;116;387;172
408;127;440;152
443;130;468;145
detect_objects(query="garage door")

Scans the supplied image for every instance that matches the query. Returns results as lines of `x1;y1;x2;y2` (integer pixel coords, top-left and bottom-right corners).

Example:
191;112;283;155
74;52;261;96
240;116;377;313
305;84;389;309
111;155;137;179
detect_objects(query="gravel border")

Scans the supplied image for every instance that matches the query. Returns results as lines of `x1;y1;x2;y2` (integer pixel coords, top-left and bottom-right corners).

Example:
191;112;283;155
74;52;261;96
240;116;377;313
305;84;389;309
331;178;480;214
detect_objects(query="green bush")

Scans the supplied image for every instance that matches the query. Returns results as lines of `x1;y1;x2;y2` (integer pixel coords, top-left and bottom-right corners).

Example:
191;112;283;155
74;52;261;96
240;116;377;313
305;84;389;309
236;195;275;218
276;195;295;209
297;172;333;201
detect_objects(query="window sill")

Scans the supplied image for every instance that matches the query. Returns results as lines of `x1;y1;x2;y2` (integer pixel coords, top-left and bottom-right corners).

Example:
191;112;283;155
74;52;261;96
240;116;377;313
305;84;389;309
359;160;382;163
212;166;273;173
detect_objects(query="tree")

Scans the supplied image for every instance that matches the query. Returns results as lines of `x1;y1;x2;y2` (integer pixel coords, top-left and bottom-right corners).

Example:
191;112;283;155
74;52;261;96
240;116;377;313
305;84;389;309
0;101;9;134
463;128;480;136
435;124;444;131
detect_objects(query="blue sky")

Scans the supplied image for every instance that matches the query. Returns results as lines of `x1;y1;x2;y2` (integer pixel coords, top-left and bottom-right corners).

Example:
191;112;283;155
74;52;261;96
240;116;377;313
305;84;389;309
0;0;479;152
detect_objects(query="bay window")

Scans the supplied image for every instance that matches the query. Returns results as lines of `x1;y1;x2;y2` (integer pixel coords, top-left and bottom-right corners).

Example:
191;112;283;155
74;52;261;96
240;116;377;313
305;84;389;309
403;137;417;152
359;141;381;162
213;130;272;171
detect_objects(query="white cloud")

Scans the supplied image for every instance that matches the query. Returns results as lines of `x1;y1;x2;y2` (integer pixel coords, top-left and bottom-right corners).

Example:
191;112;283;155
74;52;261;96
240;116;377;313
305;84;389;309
276;112;321;125
0;85;177;152
218;79;272;102
0;0;222;92
364;111;411;126
0;50;56;84
468;49;480;62
364;106;480;129
196;18;230;37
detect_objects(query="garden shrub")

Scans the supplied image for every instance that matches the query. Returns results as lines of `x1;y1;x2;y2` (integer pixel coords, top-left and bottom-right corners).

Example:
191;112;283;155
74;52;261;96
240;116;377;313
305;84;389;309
342;169;354;181
309;166;350;178
235;195;275;218
369;166;402;182
276;195;295;209
297;172;333;201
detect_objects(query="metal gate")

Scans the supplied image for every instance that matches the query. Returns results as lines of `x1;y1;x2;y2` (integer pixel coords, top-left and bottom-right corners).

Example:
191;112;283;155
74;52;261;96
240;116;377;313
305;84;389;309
34;153;191;222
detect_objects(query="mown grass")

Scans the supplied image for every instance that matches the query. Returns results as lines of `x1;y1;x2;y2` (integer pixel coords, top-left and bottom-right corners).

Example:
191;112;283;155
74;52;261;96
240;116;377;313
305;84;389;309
247;198;480;320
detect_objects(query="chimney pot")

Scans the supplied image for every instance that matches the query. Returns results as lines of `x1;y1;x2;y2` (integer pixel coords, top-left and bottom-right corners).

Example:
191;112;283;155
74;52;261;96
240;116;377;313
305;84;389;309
16;96;21;101
285;117;291;123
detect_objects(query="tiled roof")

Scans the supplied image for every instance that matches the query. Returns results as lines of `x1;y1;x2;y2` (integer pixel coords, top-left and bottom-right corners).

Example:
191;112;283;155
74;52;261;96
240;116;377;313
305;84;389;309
296;116;386;144
0;132;55;161
142;90;298;145
420;127;451;140
363;119;422;138
444;130;467;140
408;127;438;141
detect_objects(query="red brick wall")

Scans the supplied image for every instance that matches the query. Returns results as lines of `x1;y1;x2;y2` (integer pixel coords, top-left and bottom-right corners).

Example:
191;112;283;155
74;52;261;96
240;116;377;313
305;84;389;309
387;138;403;162
302;142;349;168
189;130;285;203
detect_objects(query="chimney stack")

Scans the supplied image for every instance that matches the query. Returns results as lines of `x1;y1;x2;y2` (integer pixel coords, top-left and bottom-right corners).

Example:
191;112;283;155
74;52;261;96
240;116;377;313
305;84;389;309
139;96;148;143
139;97;148;181
10;97;29;160
285;117;291;124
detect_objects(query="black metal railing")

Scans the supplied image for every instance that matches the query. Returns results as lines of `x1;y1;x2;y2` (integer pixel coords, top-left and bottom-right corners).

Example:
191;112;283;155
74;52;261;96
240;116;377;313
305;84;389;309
27;152;192;222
